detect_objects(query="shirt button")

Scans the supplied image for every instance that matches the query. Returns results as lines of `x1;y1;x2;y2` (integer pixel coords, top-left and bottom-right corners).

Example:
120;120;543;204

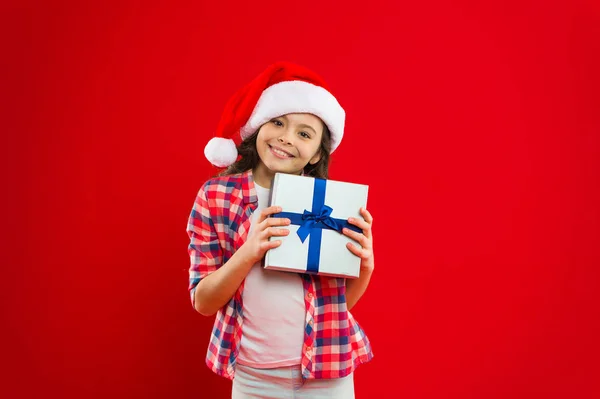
307;293;313;299
306;346;312;352
309;319;314;326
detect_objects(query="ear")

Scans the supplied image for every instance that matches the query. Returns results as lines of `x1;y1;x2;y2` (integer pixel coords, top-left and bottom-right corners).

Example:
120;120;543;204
308;149;322;165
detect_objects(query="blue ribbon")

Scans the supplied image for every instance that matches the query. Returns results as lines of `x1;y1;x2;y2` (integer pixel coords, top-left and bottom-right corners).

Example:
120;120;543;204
273;178;361;274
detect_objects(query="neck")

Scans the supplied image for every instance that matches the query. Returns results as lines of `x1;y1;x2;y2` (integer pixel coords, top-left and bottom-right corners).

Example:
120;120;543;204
252;163;275;188
253;163;304;188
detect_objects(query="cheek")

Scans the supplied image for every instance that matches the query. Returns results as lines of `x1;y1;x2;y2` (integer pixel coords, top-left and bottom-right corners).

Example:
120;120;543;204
256;131;270;150
255;127;267;141
299;142;321;159
256;138;266;150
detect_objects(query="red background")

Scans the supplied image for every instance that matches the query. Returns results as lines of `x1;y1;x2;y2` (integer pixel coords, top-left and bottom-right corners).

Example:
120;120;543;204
3;0;599;398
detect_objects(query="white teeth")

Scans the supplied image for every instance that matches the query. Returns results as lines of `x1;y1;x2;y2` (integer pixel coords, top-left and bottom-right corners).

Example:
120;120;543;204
271;147;291;157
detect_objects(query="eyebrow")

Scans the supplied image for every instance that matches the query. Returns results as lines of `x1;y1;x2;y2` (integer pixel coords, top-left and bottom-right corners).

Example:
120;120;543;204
297;123;317;135
276;115;318;135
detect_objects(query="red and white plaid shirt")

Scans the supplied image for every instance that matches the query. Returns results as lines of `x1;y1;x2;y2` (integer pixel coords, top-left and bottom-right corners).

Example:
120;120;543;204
186;169;373;380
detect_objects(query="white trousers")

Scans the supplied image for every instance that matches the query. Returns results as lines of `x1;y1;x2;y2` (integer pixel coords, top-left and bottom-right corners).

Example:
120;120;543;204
231;363;355;399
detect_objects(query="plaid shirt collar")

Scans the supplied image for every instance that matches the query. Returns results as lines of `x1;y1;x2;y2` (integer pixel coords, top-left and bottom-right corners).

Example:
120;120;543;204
240;169;258;205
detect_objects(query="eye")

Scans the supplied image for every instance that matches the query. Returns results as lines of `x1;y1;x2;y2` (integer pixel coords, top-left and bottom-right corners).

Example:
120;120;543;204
299;131;311;139
272;119;284;127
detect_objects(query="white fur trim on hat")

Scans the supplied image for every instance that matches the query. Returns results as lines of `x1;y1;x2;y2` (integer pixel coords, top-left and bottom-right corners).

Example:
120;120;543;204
240;81;345;153
204;137;238;167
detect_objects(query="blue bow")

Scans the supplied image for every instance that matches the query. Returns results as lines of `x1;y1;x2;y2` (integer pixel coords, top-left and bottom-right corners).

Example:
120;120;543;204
297;205;342;242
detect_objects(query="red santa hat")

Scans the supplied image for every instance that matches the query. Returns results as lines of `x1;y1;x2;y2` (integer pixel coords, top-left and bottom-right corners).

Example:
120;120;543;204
204;61;346;167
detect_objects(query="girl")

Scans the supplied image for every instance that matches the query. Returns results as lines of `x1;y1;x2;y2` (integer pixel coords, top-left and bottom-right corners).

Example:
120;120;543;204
186;61;375;398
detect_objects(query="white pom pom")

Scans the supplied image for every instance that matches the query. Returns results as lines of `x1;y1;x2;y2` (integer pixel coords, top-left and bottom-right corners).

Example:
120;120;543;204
204;137;238;168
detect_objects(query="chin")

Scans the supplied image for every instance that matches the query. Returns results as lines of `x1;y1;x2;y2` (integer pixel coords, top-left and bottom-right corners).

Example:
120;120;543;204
266;162;298;175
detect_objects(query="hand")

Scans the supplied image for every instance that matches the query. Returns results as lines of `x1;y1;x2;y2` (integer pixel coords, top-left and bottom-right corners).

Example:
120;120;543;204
343;207;374;273
242;206;291;264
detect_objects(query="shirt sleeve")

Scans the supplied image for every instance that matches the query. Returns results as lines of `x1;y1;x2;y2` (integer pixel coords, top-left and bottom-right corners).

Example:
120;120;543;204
186;183;223;308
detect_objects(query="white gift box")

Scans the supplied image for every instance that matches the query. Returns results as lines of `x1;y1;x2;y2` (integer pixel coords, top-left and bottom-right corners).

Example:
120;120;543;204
264;173;369;279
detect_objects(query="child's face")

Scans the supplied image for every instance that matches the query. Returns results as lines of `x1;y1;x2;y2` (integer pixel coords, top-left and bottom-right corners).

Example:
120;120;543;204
255;113;324;178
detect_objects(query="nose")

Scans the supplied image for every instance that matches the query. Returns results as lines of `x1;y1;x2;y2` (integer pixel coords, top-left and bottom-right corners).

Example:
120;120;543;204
277;129;294;145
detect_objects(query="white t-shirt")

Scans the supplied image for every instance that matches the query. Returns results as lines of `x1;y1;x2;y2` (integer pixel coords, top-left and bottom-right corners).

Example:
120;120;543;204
237;183;305;368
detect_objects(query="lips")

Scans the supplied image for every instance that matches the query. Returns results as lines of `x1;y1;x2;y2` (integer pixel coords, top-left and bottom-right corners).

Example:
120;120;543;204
268;145;294;159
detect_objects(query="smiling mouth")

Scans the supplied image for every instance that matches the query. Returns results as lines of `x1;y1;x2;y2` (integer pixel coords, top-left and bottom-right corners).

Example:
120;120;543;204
269;145;294;158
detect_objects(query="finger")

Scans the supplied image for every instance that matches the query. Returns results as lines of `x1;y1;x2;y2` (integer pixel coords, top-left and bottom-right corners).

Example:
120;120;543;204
257;206;283;224
347;216;371;232
343;228;369;248
360;207;374;225
263;227;290;238
261;239;282;251
264;217;291;228
346;242;366;258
